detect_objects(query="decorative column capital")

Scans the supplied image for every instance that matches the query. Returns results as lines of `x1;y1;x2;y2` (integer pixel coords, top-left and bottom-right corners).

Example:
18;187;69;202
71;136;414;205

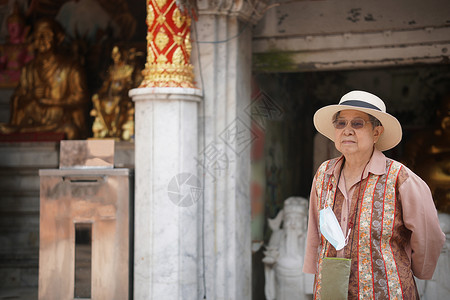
196;0;269;23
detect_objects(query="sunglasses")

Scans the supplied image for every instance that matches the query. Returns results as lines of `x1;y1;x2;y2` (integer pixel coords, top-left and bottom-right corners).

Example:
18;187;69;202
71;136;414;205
332;118;374;129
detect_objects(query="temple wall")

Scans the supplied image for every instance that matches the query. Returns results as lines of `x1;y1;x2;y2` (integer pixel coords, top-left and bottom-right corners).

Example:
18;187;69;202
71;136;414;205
253;0;450;71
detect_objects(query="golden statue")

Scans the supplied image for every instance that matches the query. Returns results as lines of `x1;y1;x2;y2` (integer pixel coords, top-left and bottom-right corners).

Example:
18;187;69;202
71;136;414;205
0;2;34;87
404;96;450;213
91;45;142;141
0;18;89;140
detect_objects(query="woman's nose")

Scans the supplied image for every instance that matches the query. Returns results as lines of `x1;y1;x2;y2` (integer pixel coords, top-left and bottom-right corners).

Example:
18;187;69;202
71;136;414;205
343;126;354;135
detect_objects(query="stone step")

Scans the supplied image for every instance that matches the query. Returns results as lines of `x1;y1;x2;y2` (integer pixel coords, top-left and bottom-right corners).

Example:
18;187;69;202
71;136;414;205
0;287;38;300
0;264;38;289
0;142;59;169
0;250;38;290
0;252;38;267
0;213;39;255
0;171;40;194
0;196;39;214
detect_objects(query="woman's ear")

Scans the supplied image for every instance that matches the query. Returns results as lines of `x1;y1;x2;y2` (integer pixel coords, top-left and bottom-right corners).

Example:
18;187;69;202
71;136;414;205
373;126;384;143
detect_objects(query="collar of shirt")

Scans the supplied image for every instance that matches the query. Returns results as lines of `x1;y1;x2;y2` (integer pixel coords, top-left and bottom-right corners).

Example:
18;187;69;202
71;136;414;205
324;148;387;180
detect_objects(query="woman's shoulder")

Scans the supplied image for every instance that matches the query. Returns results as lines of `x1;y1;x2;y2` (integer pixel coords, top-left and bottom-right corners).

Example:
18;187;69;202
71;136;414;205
386;158;431;189
317;156;341;172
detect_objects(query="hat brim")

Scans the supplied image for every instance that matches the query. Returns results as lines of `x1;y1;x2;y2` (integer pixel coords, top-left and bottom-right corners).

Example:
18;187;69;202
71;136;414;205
313;104;402;152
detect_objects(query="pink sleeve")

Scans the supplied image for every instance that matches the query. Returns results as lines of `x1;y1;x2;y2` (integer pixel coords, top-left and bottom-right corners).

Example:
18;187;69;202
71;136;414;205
303;176;320;274
399;167;445;280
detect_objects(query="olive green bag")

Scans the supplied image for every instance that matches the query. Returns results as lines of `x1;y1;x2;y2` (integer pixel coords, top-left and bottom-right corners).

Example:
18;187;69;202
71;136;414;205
320;257;351;300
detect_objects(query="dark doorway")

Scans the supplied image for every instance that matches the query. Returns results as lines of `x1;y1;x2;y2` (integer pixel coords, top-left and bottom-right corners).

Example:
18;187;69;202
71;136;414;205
251;63;450;300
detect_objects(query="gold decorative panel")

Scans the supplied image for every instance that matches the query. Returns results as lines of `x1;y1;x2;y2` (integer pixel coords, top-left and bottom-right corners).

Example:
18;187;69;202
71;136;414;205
141;0;195;88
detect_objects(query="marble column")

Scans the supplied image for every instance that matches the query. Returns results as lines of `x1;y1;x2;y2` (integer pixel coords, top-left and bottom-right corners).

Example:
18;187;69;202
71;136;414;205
130;87;202;299
131;0;203;298
131;0;267;298
193;1;266;298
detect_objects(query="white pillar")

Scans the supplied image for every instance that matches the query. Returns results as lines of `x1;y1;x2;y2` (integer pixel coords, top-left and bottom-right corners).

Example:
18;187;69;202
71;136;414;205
192;1;265;297
130;87;202;300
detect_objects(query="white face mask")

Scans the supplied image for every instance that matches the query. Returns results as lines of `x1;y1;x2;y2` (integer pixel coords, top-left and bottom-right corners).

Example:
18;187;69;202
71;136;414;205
319;206;346;250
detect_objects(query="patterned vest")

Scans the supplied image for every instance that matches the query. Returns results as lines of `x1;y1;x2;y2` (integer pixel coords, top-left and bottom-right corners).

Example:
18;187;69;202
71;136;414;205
313;157;415;300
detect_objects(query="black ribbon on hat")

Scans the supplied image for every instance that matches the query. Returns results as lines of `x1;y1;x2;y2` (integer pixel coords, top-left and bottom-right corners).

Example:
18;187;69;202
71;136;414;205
340;100;381;111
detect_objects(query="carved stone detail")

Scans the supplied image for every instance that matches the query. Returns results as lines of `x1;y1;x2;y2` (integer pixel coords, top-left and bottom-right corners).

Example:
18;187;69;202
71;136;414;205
197;0;269;23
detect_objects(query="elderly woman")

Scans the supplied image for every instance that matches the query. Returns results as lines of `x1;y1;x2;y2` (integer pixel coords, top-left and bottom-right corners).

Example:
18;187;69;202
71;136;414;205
303;90;445;299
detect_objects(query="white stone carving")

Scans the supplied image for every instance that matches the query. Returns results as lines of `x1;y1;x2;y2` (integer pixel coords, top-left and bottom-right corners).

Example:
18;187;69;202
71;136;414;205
263;196;311;300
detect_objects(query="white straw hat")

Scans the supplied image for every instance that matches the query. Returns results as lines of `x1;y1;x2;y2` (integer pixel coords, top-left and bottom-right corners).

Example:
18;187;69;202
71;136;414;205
313;90;402;151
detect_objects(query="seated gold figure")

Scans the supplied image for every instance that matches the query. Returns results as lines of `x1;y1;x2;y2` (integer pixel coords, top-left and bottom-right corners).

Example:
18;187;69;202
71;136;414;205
91;46;141;141
0;18;89;140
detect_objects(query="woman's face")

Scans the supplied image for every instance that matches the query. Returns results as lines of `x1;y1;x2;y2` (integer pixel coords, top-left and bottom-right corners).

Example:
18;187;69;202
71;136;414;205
333;110;384;157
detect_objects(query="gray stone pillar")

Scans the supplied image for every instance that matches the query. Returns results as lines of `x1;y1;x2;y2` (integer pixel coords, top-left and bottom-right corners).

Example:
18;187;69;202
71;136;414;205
130;87;202;300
